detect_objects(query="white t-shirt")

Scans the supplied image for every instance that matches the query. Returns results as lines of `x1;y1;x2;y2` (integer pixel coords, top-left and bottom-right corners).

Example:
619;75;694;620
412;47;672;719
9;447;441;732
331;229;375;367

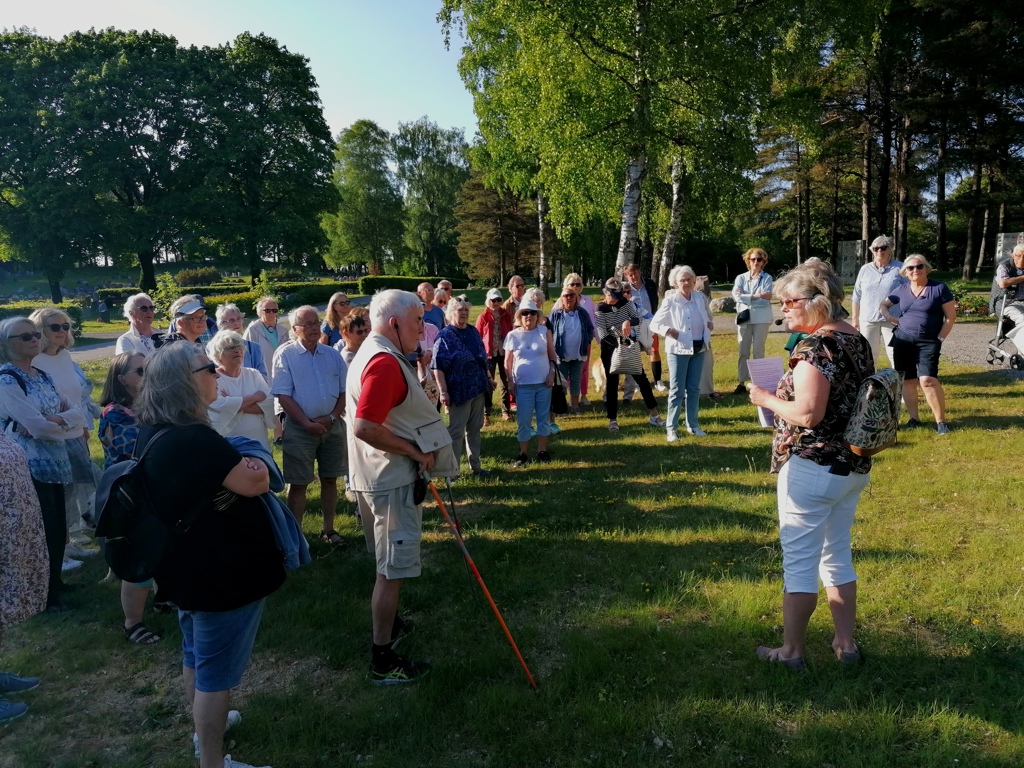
504;326;550;386
208;367;275;450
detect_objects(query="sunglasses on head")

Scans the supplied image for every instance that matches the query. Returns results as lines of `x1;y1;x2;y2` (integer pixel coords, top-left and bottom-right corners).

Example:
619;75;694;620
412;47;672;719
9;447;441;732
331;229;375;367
192;362;218;376
8;331;42;342
134;305;156;313
906;264;925;271
47;323;71;332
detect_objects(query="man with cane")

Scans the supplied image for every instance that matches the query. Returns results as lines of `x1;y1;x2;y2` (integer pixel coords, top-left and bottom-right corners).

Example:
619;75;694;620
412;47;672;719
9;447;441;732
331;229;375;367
346;290;458;685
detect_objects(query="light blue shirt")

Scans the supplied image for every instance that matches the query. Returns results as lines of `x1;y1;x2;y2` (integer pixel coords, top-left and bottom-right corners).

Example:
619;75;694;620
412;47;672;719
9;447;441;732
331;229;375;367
852;261;906;324
271;340;346;418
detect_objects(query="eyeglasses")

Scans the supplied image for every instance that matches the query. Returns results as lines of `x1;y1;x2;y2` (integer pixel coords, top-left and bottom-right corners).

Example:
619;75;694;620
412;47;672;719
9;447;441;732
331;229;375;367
261;308;279;314
779;297;811;308
180;314;207;323
520;310;538;317
134;305;156;313
872;246;890;252
47;323;71;332
905;264;925;271
8;331;42;342
334;300;350;307
488;297;502;303
568;282;582;287
127;367;145;377
293;321;319;328
351;327;369;336
192;362;218;376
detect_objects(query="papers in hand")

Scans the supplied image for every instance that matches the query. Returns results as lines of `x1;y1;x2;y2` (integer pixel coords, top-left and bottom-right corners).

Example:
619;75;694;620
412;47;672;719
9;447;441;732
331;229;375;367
746;357;785;428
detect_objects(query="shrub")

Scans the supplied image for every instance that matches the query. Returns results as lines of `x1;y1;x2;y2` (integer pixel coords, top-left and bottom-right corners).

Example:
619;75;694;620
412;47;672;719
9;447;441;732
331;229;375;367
0;301;85;337
175;267;222;287
201;292;258;317
264;267;306;282
358;276;469;296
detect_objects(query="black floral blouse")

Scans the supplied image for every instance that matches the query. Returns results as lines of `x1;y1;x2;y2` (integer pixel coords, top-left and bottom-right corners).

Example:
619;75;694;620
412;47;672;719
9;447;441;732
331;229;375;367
770;330;874;475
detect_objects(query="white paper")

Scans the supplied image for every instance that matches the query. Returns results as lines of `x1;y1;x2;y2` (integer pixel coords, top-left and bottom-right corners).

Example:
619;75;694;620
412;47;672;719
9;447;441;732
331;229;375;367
746;356;785;428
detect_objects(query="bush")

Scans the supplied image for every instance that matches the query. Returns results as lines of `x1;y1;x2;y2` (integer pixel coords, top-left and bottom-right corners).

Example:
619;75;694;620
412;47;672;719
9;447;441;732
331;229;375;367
201;292;258;317
357;276;469;296
0;301;85;337
175;267;222;287
264;267;307;282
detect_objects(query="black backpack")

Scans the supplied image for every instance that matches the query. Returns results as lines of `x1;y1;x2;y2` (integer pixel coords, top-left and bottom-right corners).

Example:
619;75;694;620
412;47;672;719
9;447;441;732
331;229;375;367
94;428;202;582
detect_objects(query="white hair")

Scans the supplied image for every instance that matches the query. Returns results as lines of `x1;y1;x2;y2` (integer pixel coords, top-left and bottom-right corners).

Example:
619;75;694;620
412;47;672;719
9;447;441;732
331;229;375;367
215;303;244;324
668;265;697;285
123;293;154;319
370;290;422;330
207;329;245;363
287;305;320;340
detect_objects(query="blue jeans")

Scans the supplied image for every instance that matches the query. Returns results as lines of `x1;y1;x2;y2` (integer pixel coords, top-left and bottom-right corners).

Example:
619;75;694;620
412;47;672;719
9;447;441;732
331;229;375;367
667;351;705;432
557;359;584;397
515;383;551;443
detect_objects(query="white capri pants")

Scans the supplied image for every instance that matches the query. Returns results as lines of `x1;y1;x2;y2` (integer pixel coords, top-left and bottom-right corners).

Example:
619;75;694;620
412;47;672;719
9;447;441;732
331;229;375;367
859;321;894;369
777;455;870;594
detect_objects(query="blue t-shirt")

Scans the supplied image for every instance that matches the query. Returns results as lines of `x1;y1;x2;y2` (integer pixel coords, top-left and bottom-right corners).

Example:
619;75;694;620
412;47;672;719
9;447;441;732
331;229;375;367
887;280;954;340
431;325;490;406
320;320;342;348
423;305;446;331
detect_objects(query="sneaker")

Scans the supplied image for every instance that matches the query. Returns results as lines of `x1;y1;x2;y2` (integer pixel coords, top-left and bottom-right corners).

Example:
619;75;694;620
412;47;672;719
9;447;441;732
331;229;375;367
649;415;667;427
370;655;431;685
904;418;921;428
570;408;582;415
193;710;242;757
548;423;561;435
733;383;747;395
390;616;414;650
687;427;708;437
608;420;619;433
0;672;40;693
64;543;99;558
654;381;668;392
621;396;633;406
0;699;28;724
666;430;678;443
61;557;83;573
223;756;270;768
472;469;491;479
536;451;552;463
580;396;591;407
513;453;530;468
936;422;951;435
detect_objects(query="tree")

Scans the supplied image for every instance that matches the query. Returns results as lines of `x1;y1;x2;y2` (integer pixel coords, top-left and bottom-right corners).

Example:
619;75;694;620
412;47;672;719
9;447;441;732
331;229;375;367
393;117;470;276
454;170;538;284
322;120;405;275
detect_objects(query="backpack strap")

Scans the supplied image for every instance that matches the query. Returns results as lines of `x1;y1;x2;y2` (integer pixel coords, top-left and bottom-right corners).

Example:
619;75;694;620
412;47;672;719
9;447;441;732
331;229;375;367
133;426;215;533
0;365;56;432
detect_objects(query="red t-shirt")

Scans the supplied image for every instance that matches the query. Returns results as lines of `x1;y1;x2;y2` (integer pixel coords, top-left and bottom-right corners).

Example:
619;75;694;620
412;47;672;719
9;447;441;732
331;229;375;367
356;353;410;424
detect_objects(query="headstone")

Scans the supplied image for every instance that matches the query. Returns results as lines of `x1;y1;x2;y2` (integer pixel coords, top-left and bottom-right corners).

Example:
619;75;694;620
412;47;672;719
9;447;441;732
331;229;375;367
996;232;1024;264
837;240;865;285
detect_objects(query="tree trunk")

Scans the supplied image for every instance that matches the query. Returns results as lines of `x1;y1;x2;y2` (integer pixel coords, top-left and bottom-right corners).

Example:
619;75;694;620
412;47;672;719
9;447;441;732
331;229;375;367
874;78;893;237
962;159;983;280
537;191;550;294
615;155;647;276
894;115;912;260
802;166;812;260
659;158;686;293
830;170;841;259
138;249;157;291
936;119;948;269
861;86;872;244
976;169;990;272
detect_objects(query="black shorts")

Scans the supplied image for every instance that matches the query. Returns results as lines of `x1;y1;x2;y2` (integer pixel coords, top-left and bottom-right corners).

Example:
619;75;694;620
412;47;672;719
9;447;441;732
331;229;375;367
891;333;941;380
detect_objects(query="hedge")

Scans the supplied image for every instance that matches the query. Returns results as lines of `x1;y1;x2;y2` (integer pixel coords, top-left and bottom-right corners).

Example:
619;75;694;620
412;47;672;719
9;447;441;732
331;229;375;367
357;276;470;295
175;267;222;287
0;301;86;337
97;280;363;308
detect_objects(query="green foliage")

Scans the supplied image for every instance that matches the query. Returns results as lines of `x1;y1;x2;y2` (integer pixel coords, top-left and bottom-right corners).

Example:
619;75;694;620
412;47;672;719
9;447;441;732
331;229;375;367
946;281;990;316
263;267;307;282
0;300;84;332
174;267;222;287
358;276;470;295
251;270;280;305
149;273;181;317
455;170;539;284
201;291;258;317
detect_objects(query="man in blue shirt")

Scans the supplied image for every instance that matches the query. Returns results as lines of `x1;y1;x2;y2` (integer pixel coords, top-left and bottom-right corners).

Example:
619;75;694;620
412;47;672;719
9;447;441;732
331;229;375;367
418;282;445;331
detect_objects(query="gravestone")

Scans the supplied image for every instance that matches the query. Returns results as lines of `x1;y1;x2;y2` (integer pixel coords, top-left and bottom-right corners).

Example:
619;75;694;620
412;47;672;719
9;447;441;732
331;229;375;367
837;240;866;285
996;232;1024;263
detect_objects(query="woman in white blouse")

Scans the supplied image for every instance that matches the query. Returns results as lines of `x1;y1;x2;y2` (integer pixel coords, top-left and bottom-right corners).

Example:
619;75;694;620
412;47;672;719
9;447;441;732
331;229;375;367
207;331;275;450
651;266;714;441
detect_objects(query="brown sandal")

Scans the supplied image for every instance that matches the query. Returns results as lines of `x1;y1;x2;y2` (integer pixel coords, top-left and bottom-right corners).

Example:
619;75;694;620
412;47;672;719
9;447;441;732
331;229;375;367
319;529;347;547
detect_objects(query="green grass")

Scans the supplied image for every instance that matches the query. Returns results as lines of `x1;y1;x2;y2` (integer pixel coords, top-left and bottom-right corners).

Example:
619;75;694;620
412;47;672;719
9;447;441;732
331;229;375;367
3;320;1024;767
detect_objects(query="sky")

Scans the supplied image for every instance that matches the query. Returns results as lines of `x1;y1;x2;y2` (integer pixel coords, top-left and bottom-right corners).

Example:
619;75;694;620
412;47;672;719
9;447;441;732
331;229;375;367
3;0;479;141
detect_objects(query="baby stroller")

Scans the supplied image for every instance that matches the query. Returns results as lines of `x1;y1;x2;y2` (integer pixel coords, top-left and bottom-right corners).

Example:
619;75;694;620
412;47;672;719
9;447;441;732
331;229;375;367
986;290;1024;370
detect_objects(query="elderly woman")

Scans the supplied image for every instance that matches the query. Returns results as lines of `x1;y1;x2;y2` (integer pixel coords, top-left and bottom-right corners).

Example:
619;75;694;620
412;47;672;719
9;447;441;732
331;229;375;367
880;254;956;434
214;304;267;380
116;293;162;356
98;353;162;646
504;298;557;466
731;248;774;394
0;317;85;612
162;297;210;348
651;266;714;440
596;278;665;433
561;273;598;407
747;261;874;670
432;289;449;319
334;307;370;366
320;292;351;347
549;285;595;413
0;431;49;723
852;235;906;368
28;307;99;564
243;296;287;385
207;331;275;450
134;343;283;768
475;288;514;424
432;297;493;477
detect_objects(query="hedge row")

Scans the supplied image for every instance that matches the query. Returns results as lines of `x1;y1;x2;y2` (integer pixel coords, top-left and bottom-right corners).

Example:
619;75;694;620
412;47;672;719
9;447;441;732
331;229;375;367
97;281;362;308
0;301;86;336
357;276;470;295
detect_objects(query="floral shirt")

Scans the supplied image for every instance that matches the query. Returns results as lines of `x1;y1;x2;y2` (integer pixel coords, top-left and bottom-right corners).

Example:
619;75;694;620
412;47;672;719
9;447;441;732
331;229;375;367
99;403;140;468
0;364;73;484
770;330;874;475
431;325;490;407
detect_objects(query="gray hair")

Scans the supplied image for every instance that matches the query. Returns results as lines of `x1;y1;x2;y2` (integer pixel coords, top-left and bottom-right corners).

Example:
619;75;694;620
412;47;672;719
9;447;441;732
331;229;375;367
0;317;33;365
370;290;422;330
527;287;546;308
134;343;211;427
28;307;75;351
255;295;279;313
775;260;847;325
900;254;933;277
123;293;155;319
870;235;893;251
287;305;320;340
207;329;245;364
445;295;471;323
563;272;583;290
215;303;244;325
1012;244;1024;258
668;265;697;286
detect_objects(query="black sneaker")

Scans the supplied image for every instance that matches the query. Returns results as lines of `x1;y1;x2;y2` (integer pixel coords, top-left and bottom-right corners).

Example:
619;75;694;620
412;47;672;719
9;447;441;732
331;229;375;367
390;616;414;650
513;453;530;468
904;418;922;428
536;451;552;463
733;383;747;395
370;655;431;685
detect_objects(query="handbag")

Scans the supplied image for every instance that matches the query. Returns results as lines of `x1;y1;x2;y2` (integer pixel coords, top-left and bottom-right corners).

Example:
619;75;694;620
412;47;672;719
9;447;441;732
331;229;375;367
736;308;751;325
843;367;903;457
609;338;644;375
550;367;568;415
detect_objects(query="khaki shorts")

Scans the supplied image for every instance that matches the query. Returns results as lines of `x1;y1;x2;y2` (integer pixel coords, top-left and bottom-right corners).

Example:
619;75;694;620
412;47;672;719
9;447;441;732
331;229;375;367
360;485;422;580
281;417;347;486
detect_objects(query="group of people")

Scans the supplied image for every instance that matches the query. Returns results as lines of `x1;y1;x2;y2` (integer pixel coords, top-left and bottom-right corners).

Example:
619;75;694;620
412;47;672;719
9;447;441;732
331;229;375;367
0;247;961;764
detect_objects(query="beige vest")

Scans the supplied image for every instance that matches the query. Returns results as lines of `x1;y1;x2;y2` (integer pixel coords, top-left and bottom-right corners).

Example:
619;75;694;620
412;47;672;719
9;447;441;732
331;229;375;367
345;333;457;491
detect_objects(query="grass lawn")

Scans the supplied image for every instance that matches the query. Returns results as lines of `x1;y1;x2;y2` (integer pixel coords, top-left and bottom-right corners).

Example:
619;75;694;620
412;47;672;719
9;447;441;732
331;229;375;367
3;317;1024;767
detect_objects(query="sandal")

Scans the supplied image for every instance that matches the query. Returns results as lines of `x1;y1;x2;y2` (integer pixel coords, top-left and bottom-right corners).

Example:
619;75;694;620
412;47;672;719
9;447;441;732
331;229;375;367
124;622;161;645
756;645;806;671
320;529;347;547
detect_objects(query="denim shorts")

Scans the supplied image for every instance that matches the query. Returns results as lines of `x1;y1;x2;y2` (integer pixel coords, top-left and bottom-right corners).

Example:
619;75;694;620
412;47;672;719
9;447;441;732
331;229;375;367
179;598;266;692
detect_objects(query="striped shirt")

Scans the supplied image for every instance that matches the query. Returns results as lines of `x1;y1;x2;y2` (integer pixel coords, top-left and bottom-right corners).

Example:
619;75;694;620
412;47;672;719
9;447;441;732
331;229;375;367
595;301;640;345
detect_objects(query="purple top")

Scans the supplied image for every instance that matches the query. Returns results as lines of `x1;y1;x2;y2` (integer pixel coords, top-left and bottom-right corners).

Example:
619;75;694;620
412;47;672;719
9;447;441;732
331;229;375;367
887;280;954;340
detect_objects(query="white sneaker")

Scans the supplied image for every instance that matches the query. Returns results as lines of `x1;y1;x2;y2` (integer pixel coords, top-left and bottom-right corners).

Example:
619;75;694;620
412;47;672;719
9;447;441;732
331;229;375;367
194;710;242;757
687;427;707;437
654;381;668;392
65;543;99;558
666;430;678;443
61;557;83;572
223;756;270;768
648;415;666;427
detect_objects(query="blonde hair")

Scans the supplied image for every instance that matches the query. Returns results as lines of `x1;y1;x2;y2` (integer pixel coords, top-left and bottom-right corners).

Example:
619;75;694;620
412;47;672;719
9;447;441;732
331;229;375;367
901;254;933;277
324;292;351;330
29;307;75;351
742;248;769;268
774;261;846;325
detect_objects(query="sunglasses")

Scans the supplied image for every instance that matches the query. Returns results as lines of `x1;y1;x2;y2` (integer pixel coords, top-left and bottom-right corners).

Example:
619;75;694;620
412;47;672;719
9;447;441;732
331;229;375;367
520;310;538;317
192;362;218;376
749;257;765;263
779;297;810;308
8;331;42;342
134;305;156;313
334;300;350;306
261;308;280;314
906;264;925;271
125;367;145;377
568;282;582;287
351;327;369;336
488;297;502;302
872;246;890;252
47;323;71;332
